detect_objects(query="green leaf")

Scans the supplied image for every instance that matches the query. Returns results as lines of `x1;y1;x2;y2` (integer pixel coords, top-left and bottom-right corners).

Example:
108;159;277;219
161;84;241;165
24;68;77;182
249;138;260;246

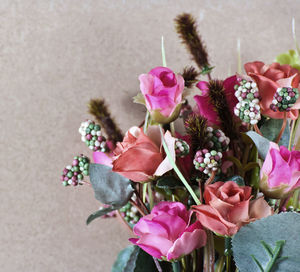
200;65;214;75
156;176;184;190
89;163;134;207
232;212;300;272
259;118;290;147
246;131;270;160
111;245;158;272
86;206;116;225
225;176;245;186
275;50;300;71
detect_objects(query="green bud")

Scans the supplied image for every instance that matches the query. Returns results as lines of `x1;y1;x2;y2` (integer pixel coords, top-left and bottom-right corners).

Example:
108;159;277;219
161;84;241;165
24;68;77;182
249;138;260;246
67;171;73;178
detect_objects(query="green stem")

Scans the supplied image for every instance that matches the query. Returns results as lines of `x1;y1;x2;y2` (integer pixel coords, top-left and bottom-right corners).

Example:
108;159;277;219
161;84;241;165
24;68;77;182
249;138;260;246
291;115;299;148
143;111;150;133
172;261;181;272
292;189;300;209
159;125;201;205
170;122;176;137
192;250;197;272
237;38;242;74
147;183;153;209
142;183;147;203
216;256;225;272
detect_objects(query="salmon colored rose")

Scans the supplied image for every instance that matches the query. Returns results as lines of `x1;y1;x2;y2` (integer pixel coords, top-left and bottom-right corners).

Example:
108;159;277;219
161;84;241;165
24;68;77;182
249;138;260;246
244;61;300;119
129;202;207;261
260;142;300;199
112;126;176;182
139;67;184;124
193;181;273;236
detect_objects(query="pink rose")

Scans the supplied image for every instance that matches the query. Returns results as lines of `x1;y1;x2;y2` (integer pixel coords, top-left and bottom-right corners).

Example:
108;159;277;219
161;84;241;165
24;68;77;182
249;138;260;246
129;202;207;260
193;181;273;236
112;126;176;182
260;142;300;198
194;75;238;125
139;67;184;123
244;61;300;119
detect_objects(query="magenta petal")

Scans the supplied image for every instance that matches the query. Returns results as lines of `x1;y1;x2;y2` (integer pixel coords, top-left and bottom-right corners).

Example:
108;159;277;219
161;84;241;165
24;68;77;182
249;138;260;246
261;143;279;178
139;74;154;95
269;149;292;187
93;152;113;166
196;81;209;92
149;66;173;77
167;223;206;260
194;95;220;125
129;238;163;259
151;202;188;222
133;216;169;238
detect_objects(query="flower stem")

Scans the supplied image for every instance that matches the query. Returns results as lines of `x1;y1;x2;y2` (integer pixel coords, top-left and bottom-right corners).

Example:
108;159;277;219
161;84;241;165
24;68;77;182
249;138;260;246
159;125;201;205
144;111;150;133
254;124;263;136
170;122;176;137
292;189;300;209
288;119;296;150
172;261;181;272
129;199;146;217
153;258;163;272
161;36;167;67
215;256;225;272
275;112;287;144
147;183;154;210
116;210;133;233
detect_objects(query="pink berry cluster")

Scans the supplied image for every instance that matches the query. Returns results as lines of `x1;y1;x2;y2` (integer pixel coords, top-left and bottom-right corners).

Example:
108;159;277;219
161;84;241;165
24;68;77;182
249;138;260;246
205;127;230;152
175;139;190;158
79;120;108;152
270;87;299;112
193;149;222;176
60;155;90;186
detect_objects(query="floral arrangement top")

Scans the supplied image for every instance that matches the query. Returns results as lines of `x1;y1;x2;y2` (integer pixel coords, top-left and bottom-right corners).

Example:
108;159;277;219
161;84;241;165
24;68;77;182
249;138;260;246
60;13;300;272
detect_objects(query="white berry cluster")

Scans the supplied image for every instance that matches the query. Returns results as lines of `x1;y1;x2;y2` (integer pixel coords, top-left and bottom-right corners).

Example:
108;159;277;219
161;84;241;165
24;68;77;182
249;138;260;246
175;139;190;158
79;120;108;152
234;79;261;125
206;127;230;152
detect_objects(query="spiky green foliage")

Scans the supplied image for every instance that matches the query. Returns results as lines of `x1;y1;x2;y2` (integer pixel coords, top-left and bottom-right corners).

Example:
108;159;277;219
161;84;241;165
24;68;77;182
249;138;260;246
185;114;208;152
181;66;200;88
175;13;209;70
88;99;123;144
208;80;239;142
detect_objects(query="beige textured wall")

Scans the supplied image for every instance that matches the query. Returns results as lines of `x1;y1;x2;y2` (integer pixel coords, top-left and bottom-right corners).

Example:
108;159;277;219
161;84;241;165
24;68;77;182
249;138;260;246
1;1;300;271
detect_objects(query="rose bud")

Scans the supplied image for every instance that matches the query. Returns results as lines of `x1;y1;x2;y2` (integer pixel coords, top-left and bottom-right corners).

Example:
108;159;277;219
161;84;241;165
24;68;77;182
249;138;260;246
129;202;207;261
193;181;273;237
139;67;184;124
260;142;300;199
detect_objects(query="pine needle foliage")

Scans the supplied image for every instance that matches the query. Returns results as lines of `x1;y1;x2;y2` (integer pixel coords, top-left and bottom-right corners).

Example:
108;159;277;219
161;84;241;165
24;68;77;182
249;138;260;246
175;13;209;70
88;99;123;144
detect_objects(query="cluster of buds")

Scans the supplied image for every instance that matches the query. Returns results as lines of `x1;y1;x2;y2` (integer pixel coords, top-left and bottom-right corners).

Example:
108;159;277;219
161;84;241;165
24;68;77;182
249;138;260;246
234;79;261;125
270;87;299;112
79;120;109;152
175;139;190;158
60;155;90;186
193;149;222;176
205;127;230;152
119;202;141;225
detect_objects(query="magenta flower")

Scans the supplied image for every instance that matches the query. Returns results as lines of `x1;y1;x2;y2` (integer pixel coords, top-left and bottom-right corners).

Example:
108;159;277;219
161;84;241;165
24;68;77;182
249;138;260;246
129;201;206;261
194;75;238;125
260;142;300;199
139;67;184;124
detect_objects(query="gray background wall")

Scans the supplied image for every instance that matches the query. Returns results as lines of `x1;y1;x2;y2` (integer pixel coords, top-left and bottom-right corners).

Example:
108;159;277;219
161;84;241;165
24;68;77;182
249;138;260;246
1;1;299;271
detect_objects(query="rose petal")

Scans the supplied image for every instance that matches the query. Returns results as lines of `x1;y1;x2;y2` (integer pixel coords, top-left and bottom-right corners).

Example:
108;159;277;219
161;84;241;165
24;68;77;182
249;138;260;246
93;152;113;166
249;197;273;220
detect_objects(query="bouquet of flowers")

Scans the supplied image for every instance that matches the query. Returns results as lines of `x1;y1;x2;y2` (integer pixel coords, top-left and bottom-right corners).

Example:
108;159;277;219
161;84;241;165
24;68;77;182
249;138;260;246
60;13;300;272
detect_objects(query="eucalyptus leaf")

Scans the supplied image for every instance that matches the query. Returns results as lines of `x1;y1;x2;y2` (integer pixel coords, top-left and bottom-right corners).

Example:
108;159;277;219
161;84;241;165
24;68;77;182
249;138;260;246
112;245;158;272
156;176;183;190
225;176;245;186
89;163;134;207
259;118;290;147
246;131;270;160
232;212;300;272
86;206;116;225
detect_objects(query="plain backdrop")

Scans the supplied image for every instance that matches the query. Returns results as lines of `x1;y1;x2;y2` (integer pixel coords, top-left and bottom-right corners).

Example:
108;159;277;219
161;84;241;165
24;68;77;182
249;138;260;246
1;1;300;271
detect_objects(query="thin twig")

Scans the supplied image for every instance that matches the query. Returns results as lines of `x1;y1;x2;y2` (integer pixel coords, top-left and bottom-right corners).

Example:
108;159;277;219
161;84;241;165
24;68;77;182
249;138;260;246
135;191;150;214
205;171;216;186
254;124;263;136
153;258;163;272
130;199;147;217
116;210;133;233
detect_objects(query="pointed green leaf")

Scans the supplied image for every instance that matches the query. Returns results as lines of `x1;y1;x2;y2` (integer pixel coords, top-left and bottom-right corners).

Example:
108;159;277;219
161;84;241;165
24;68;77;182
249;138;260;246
156;176;183;190
246;131;270;160
86;206;116;225
89;163;134;207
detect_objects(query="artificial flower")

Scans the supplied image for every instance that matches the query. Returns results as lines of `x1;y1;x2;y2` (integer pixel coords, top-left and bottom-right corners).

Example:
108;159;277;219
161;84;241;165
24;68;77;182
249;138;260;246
260;142;300;199
193;181;273;236
129;201;207;261
194;75;238;125
139;66;184;124
244;61;300;119
112;126;175;182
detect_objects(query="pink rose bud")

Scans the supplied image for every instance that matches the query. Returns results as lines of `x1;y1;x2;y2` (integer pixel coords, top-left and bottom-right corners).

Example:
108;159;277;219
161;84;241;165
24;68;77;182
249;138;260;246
139;67;184;124
260;142;300;199
129;202;206;261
